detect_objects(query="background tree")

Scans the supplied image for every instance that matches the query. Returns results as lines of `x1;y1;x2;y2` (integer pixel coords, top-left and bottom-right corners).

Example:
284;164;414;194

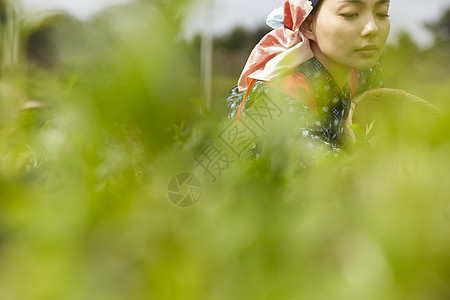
426;7;450;45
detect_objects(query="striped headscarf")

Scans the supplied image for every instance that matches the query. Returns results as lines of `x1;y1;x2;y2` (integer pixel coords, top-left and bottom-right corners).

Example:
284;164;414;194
237;0;321;91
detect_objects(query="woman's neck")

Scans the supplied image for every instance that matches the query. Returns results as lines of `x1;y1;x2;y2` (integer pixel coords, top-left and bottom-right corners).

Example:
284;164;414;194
310;42;353;89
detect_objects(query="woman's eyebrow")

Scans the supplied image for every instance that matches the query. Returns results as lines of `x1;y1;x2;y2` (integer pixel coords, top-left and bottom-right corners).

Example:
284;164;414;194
343;0;363;3
342;0;390;4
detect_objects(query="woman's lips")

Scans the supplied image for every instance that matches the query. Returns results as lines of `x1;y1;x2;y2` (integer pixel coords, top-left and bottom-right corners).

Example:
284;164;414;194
356;45;378;56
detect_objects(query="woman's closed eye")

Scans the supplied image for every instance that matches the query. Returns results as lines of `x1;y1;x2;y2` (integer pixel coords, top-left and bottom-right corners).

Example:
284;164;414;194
375;12;390;19
340;12;390;20
340;13;358;19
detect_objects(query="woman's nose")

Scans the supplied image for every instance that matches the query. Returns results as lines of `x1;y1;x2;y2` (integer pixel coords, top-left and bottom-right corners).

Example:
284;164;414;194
361;15;379;38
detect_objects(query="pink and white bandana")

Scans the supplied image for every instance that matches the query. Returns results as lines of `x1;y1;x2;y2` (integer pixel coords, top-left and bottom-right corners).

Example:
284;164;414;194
237;0;316;91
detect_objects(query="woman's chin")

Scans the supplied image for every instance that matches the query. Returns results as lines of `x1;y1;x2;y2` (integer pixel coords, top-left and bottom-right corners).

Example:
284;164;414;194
352;58;380;70
352;52;382;70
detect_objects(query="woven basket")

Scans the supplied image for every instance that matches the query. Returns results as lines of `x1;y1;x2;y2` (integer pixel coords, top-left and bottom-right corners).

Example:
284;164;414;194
352;88;441;128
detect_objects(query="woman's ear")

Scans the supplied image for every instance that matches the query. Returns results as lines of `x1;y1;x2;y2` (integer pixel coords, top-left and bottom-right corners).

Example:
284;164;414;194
300;17;316;41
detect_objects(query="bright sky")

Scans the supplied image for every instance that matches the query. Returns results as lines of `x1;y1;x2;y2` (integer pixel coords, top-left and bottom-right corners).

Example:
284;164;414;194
19;0;450;46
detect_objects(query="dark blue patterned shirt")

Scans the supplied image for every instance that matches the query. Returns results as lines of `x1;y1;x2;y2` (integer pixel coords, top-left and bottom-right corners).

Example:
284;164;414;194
226;57;384;157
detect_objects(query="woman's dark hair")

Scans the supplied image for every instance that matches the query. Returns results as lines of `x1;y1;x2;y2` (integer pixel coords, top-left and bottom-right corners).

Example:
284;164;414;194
300;0;325;33
310;0;325;18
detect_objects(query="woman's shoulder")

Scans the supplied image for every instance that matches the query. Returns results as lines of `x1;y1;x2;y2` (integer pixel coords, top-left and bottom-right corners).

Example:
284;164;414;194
226;80;314;119
226;81;272;119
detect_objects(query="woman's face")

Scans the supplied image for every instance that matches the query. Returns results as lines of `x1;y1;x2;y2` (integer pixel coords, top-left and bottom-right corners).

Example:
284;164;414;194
306;0;390;71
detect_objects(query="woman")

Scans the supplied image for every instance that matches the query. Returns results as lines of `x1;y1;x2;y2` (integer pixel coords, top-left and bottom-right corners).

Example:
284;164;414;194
227;0;390;154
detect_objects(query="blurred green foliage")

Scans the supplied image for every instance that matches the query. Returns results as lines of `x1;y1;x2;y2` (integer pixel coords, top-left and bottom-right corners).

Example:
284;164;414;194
0;0;449;299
